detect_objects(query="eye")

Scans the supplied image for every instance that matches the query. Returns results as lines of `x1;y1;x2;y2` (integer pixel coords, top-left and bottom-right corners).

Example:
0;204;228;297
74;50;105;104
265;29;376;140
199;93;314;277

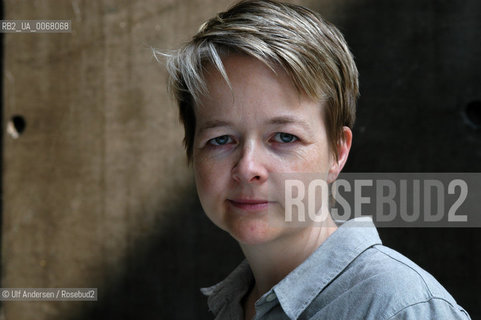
272;132;298;143
208;135;233;146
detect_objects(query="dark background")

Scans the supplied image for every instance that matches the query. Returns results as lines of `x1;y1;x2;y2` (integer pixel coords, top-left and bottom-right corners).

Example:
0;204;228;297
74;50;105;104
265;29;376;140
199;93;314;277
1;0;480;319
342;1;481;319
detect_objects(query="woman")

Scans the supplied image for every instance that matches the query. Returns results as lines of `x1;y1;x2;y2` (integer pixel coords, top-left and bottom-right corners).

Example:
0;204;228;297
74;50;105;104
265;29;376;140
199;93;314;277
161;0;471;319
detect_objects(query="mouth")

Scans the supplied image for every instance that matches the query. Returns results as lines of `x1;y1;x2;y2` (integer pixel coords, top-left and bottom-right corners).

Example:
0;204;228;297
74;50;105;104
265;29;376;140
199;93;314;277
227;199;272;211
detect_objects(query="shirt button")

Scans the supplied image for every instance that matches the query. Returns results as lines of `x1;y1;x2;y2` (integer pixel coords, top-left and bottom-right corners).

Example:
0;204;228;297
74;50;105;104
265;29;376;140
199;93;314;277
266;292;277;302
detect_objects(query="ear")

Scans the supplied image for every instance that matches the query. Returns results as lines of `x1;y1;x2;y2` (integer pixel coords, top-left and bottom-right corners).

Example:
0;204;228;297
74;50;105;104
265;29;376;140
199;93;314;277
327;126;352;183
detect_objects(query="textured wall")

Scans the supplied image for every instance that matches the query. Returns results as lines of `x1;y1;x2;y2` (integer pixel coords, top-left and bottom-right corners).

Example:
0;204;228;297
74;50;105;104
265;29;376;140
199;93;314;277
1;1;236;319
1;0;480;319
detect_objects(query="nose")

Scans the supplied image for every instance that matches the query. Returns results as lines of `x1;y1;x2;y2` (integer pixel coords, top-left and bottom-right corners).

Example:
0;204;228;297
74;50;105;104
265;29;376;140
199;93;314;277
232;142;268;184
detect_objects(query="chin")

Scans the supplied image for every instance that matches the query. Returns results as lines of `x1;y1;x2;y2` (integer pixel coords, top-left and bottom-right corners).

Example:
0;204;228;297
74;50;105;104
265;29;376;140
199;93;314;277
228;219;281;245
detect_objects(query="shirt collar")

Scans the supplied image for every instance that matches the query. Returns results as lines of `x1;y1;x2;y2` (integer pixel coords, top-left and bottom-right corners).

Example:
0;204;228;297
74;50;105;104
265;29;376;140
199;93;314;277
201;217;381;319
201;259;254;315
274;216;382;319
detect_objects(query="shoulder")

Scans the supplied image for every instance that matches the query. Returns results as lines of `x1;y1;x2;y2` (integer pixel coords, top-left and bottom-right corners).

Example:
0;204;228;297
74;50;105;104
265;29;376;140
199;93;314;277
345;245;470;319
384;298;471;320
355;245;448;298
308;244;470;320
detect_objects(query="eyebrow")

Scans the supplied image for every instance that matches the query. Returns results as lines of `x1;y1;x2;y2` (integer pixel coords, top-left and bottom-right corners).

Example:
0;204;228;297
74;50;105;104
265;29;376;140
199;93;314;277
197;116;313;134
197;120;232;132
267;116;312;133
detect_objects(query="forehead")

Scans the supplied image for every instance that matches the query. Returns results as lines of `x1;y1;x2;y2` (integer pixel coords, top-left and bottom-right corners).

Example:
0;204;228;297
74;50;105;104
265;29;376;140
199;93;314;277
197;54;303;112
194;54;326;133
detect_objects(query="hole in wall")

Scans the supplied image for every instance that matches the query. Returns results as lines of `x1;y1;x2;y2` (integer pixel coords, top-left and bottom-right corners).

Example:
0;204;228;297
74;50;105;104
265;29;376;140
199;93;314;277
463;100;481;130
6;115;26;139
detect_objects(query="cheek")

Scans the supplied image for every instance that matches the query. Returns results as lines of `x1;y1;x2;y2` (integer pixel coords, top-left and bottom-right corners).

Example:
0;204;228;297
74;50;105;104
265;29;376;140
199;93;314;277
194;161;213;198
308;132;332;172
311;148;331;172
193;158;231;230
193;157;227;205
288;145;331;173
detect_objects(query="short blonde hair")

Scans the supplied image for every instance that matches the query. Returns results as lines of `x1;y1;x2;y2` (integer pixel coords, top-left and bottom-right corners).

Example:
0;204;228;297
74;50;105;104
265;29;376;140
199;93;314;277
161;0;359;163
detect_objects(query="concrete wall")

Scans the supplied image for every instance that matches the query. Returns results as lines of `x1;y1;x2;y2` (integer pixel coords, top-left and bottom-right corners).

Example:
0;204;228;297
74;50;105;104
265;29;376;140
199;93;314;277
1;0;479;319
1;1;237;319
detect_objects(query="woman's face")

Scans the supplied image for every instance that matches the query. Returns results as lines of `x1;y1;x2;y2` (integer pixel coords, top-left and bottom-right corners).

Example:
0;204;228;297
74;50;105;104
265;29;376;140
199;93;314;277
192;54;341;245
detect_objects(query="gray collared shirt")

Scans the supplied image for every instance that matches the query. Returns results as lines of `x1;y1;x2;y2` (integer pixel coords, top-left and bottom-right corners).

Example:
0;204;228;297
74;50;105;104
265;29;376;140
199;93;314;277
201;217;471;319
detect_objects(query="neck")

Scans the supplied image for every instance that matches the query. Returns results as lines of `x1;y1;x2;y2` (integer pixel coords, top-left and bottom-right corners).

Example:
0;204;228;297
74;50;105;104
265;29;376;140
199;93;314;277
240;215;338;297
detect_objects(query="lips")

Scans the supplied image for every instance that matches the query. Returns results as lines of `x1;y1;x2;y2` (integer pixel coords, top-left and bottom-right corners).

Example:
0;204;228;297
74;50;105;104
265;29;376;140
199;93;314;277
228;199;271;211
